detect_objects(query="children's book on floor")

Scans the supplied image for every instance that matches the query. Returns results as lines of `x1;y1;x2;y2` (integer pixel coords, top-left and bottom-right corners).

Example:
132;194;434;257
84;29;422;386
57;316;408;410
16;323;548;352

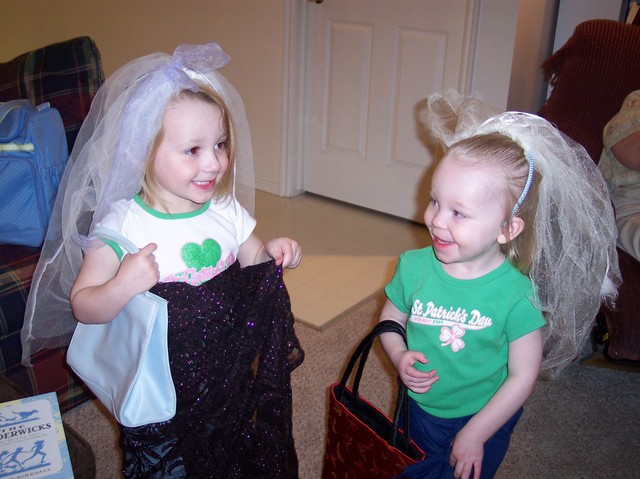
0;392;73;478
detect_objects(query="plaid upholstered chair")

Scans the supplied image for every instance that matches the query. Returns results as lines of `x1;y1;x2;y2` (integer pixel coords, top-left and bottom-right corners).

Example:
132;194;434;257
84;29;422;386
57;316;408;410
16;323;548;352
0;36;103;153
0;37;104;411
538;19;640;362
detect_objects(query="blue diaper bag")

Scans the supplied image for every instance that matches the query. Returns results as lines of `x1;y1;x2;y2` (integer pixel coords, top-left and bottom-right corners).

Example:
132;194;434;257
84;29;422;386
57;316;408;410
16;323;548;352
0;99;68;247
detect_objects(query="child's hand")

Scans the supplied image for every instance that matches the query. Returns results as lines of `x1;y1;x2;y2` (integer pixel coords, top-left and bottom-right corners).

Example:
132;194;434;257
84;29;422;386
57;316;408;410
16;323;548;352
450;427;484;479
395;350;439;394
117;243;160;295
265;237;302;269
70;242;160;324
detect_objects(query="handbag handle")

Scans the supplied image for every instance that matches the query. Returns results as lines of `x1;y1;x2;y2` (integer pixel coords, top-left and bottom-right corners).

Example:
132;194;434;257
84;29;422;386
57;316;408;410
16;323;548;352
336;320;413;451
91;226;140;254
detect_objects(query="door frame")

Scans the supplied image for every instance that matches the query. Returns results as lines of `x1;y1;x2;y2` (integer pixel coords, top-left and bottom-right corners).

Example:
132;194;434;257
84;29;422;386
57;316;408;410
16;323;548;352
280;0;307;197
280;0;520;198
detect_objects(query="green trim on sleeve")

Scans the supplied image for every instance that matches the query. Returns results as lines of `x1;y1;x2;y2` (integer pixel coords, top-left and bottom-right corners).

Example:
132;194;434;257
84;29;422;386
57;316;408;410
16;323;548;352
102;239;124;260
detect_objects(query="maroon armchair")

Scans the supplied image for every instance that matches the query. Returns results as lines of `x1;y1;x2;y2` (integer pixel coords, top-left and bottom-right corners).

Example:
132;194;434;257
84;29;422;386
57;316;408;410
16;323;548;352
538;19;640;361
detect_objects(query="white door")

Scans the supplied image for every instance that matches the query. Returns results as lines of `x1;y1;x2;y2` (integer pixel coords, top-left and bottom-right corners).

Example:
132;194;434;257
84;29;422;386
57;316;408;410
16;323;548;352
302;0;478;221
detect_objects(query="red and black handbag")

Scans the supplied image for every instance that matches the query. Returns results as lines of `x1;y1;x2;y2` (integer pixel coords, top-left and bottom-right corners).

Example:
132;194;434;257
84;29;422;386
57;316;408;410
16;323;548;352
322;320;425;479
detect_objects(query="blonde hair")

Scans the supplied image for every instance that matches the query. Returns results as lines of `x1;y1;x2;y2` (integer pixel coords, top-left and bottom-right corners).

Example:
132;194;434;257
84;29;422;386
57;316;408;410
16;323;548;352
140;83;236;210
444;133;541;274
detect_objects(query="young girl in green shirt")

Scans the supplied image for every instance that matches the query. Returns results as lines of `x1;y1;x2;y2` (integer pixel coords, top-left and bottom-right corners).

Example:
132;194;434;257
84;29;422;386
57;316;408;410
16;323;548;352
381;90;619;479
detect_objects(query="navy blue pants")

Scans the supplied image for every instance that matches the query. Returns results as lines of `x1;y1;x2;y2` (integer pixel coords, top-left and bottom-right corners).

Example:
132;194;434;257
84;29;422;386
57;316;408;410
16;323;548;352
400;399;523;479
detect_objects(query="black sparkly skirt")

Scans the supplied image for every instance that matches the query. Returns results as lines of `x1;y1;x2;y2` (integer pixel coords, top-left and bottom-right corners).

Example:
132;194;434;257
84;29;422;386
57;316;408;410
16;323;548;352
119;260;304;478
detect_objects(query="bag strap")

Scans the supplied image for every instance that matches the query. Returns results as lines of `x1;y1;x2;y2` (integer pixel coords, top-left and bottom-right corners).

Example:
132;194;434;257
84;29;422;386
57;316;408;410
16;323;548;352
91;226;140;255
336;320;412;450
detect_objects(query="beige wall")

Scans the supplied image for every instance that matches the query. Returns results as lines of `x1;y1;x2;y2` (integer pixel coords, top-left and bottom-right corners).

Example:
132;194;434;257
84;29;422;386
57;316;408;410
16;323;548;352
508;0;558;113
1;0;287;193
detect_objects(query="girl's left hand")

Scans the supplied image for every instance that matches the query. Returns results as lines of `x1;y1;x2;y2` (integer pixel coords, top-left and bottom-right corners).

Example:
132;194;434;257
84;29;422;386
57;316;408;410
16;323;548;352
265;237;302;268
450;427;484;479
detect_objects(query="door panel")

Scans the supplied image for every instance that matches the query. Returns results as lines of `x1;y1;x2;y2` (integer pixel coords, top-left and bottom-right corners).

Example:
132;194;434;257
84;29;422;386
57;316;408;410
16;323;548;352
303;0;478;221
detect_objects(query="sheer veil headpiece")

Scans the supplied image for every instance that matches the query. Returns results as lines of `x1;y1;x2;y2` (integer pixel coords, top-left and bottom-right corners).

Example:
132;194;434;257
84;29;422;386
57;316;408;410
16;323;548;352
427;89;620;375
21;43;255;364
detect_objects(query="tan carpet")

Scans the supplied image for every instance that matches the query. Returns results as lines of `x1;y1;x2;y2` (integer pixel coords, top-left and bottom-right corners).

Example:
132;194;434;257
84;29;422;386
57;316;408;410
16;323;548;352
63;292;640;478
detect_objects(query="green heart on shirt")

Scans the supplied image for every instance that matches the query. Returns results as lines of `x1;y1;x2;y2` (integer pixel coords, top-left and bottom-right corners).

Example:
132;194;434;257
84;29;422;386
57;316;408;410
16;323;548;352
181;239;222;270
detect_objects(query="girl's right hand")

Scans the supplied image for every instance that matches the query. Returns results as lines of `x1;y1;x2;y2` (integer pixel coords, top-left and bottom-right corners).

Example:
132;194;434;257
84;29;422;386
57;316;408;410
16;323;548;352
378;300;439;394
117;243;160;296
395;349;439;394
71;242;159;324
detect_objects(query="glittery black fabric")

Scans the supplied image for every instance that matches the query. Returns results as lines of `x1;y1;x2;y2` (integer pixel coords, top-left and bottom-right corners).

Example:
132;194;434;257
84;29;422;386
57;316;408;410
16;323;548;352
119;260;304;478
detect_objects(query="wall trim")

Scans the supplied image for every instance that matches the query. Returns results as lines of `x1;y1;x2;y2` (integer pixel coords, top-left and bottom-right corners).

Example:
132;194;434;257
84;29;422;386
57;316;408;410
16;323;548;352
280;0;307;197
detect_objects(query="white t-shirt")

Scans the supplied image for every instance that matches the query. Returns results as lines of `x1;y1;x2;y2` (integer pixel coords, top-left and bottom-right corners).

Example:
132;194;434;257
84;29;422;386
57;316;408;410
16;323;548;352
598;90;640;202
98;195;256;286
